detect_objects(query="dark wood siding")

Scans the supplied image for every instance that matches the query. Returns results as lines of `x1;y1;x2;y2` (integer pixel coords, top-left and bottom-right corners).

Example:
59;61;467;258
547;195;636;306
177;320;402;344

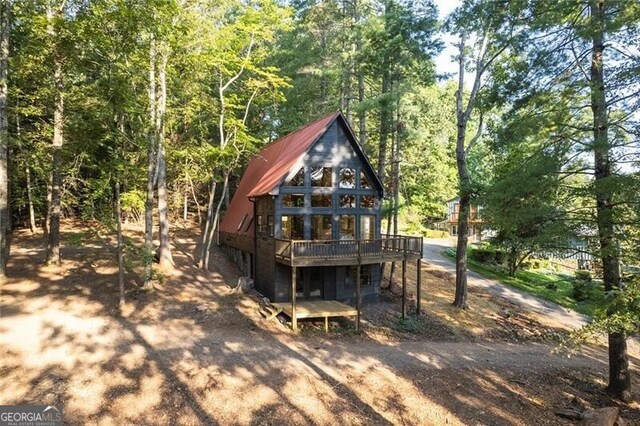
254;196;276;299
222;118;385;304
272;120;383;302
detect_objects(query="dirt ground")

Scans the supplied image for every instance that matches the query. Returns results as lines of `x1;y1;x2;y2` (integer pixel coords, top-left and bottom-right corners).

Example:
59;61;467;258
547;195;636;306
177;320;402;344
1;221;639;425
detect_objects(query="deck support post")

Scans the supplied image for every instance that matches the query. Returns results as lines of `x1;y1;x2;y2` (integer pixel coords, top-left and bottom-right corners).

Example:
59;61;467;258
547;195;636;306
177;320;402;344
416;259;422;315
402;259;407;319
356;261;361;333
291;266;297;332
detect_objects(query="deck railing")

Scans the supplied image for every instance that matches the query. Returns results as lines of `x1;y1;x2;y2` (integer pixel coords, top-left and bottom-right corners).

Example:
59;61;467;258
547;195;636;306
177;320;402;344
274;235;423;263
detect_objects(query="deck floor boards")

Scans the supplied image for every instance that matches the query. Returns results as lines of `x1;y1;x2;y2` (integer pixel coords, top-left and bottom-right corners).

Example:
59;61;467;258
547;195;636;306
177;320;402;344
270;300;359;332
271;300;357;319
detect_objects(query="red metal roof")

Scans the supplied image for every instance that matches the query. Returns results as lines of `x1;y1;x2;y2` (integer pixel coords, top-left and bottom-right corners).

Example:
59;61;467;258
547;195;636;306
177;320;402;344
220;111;340;236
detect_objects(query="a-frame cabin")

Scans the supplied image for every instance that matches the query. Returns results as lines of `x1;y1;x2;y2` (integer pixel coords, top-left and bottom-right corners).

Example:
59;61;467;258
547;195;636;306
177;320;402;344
220;111;422;330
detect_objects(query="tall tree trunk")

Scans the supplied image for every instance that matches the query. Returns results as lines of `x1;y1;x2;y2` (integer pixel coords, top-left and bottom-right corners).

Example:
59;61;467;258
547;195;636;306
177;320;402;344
378;71;390;182
17;104;35;234
355;0;366;147
0;0;8;277
182;162;188;222
357;78;366;145
156;48;173;270
453;33;470;309
199;179;216;268
589;0;630;402
183;192;188;222
44;172;52;235
46;4;64;266
26;166;36;233
143;40;157;288
186;170;202;226
203;172;228;269
115;181;125;308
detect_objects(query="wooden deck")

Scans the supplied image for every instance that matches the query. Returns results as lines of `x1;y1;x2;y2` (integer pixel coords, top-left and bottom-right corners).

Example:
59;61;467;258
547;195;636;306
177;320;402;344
274;235;423;266
271;300;359;332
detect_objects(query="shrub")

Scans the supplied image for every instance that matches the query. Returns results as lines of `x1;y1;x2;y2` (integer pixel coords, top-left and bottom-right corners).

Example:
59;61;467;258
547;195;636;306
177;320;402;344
469;247;507;266
574;270;592;282
424;229;449;238
572;279;596;302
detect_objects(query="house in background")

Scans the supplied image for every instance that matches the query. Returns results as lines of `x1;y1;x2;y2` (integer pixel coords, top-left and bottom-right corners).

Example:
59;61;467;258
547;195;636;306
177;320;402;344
219;111;423;331
438;197;486;243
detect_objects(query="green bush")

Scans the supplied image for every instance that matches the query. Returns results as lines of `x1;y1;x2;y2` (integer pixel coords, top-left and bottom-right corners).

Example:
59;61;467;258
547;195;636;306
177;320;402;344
121;190;146;213
574;270;592;282
424;229;449;238
469;247;507;266
572;278;596;302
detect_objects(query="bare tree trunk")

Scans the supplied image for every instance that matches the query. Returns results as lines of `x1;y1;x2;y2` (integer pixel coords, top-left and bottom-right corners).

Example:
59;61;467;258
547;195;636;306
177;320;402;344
46;4;64;266
115;181;125;307
203;172;228;270
183;192;188;222
26;166;36;233
198;179;216;268
377;71;390;183
186;170;202;226
182;162;188;222
156;48;173;270
453;33;470;309
224;180;229;209
0;0;8;277
342;0;354;122
356;0;366;147
388;110;399;286
44;172;52;236
589;0;630;402
143;39;157;288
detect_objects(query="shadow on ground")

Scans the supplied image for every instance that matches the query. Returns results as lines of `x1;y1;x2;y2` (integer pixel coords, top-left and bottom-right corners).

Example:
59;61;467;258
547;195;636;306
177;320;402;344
1;223;638;425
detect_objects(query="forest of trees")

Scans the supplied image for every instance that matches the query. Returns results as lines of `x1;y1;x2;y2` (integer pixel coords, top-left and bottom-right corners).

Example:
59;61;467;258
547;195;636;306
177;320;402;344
0;0;637;402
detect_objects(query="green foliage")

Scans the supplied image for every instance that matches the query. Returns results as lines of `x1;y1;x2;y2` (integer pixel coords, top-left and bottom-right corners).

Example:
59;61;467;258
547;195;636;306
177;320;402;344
393;314;433;334
402;84;458;221
571;278;597;303
468;246;506;266
568;278;640;349
443;248;603;317
424;229;449;239
574;270;592;282
120;190;145;215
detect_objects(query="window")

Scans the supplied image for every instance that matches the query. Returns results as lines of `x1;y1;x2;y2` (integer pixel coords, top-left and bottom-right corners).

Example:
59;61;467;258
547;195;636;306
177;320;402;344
360;195;376;209
360;171;371;189
311;194;332;208
360;215;375;240
470;206;478;220
311;167;332;187
451;225;457;236
339;215;355;239
281;215;304;240
339;168;355;188
312;215;333;240
257;215;265;236
283;194;305;207
339;194;356;208
347;265;372;287
267;215;274;237
288;168;305;186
